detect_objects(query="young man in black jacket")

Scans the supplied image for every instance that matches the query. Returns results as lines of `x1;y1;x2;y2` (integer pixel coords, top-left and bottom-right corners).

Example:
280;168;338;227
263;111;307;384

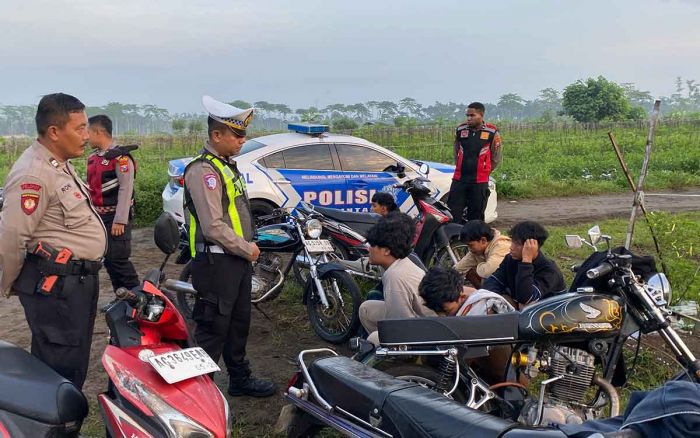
482;221;566;308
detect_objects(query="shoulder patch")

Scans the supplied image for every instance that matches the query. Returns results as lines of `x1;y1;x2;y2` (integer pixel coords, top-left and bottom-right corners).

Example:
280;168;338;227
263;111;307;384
483;123;498;132
480;131;490;140
203;173;218;190
21;193;40;215
118;156;129;173
21;183;41;191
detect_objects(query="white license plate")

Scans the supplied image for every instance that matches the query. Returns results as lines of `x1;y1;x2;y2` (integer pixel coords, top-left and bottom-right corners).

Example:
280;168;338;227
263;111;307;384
148;347;220;384
306;239;335;253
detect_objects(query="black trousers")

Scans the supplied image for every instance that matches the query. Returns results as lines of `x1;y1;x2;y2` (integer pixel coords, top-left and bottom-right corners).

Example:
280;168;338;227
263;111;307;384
15;262;99;390
103;220;139;291
191;253;252;376
447;180;490;223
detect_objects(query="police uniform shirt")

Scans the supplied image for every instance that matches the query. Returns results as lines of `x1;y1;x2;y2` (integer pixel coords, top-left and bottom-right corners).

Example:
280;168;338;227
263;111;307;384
0;141;108;296
185;142;255;260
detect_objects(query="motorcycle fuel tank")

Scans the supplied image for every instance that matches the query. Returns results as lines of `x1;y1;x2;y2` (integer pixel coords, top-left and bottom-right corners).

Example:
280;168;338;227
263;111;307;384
518;293;623;341
254;223;299;251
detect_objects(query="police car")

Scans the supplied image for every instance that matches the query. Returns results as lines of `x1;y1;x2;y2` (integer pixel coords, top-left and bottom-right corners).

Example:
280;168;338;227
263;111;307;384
162;123;497;223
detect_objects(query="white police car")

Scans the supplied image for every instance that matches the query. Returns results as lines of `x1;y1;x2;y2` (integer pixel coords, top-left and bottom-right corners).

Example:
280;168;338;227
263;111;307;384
162;124;497;223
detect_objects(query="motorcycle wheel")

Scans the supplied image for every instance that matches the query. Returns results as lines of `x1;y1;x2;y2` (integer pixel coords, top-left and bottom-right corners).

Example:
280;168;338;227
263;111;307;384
177;261;196;320
306;270;361;344
433;238;469;268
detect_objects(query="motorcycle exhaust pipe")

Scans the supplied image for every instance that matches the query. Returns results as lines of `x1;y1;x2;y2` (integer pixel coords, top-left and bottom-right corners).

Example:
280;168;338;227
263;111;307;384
592;375;620;417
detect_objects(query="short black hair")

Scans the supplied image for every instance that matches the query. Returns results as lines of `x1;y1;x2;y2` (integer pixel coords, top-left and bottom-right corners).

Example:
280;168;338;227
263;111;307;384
207;116;244;138
35;93;85;136
88;114;113;136
467;102;485;115
419;266;464;313
460;220;494;242
366;213;414;259
371;192;398;212
510;221;549;246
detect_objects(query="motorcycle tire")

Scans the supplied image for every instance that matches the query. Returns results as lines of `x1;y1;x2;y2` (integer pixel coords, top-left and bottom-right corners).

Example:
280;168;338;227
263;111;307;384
177;261;196;320
306;270;361;344
433;238;469;268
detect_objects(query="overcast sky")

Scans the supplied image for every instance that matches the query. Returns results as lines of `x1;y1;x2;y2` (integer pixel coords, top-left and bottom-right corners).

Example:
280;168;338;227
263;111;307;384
1;0;699;112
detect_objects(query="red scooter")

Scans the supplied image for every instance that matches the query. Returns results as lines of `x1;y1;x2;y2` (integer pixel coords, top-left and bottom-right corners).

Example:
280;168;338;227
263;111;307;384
0;212;230;437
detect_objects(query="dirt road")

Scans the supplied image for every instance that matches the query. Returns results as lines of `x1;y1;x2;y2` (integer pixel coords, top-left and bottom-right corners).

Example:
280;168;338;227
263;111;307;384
0;189;698;436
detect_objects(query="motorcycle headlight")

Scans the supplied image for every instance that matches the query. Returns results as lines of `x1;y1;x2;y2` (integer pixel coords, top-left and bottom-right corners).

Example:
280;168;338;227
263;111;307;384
646;273;672;306
306;219;323;239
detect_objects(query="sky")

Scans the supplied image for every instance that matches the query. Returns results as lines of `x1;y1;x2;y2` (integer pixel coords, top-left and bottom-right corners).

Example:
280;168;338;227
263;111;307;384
0;0;699;113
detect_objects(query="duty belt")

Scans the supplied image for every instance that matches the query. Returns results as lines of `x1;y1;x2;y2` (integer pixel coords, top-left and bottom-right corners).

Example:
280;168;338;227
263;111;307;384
194;244;226;254
27;254;103;276
95;205;117;214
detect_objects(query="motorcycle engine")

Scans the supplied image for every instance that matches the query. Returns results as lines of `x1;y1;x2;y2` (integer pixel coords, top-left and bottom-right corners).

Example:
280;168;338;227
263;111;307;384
519;346;596;426
251;253;282;300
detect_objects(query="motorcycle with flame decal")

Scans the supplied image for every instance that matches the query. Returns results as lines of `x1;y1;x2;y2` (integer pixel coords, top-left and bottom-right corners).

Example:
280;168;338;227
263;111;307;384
283;226;700;437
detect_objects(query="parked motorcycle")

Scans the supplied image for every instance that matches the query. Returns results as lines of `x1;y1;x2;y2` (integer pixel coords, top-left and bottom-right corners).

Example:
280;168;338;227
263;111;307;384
0;212;230;438
282;226;699;436
293;176;466;285
176;207;362;344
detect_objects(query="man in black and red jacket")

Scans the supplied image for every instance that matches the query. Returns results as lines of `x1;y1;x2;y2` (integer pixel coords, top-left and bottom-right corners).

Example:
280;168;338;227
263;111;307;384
87;115;139;291
449;102;502;222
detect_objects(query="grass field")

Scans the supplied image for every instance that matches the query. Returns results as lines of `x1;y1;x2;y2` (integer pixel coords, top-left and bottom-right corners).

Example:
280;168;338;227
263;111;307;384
1;120;699;227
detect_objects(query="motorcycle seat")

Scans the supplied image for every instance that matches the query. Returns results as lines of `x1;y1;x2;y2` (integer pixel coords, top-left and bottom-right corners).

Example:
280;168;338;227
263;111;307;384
309;355;516;438
378;313;520;346
313;206;380;236
0;341;88;425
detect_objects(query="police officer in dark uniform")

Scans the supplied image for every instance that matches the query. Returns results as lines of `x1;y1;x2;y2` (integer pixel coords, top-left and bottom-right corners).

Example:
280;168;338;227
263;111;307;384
87;115;140;291
183;95;276;397
449;102;503;223
0;93;107;389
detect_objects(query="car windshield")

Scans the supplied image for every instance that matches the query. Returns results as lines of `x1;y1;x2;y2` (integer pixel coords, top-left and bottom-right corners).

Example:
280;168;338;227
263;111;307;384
239;139;266;156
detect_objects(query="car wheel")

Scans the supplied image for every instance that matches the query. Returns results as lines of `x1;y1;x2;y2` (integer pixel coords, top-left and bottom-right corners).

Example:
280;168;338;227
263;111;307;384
249;199;277;226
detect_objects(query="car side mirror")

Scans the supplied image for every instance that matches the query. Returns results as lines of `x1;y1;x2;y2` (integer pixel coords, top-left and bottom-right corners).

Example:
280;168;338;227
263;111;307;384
565;235;584;248
418;162;430;175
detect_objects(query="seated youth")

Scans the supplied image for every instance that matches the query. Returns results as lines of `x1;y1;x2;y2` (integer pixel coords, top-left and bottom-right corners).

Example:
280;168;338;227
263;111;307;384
454;220;511;288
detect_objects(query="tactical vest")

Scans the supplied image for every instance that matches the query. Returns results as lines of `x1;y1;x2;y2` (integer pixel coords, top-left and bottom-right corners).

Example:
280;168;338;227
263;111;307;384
87;148;137;212
453;123;497;184
184;152;249;257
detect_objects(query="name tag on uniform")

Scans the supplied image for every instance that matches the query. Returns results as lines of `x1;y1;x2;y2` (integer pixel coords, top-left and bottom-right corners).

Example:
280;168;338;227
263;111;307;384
480;131;490;140
460;130;469;138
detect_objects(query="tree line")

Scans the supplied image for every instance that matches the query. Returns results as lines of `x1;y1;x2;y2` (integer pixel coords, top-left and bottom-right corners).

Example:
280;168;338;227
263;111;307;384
2;76;700;136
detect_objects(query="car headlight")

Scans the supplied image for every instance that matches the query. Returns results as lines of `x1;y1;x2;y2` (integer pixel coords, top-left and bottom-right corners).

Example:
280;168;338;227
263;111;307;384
306;219;323;239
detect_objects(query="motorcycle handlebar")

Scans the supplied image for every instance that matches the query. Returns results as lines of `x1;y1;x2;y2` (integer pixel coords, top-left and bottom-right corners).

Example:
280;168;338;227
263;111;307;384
586;262;614;279
115;287;146;307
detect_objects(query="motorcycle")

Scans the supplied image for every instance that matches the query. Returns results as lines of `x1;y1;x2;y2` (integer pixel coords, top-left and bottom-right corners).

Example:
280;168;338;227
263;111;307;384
176;207;362;344
282;225;699;437
0;212;230;438
293;176;466;285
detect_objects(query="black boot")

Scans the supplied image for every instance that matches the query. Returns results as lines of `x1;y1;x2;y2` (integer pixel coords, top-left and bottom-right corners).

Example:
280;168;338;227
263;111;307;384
228;362;277;397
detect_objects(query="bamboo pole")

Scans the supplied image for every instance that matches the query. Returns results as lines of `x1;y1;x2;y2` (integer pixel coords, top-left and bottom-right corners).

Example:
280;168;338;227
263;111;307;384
625;100;661;249
608;131;667;274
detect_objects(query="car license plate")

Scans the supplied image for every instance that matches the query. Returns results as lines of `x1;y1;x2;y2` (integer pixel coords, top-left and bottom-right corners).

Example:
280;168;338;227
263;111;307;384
306;239;335;253
148;347;220;384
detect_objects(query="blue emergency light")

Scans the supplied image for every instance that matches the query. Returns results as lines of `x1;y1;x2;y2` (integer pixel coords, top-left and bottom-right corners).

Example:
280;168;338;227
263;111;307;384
287;123;329;135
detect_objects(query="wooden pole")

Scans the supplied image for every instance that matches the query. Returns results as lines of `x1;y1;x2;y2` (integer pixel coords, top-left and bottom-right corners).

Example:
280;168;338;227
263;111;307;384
608;131;668;274
625;100;661;249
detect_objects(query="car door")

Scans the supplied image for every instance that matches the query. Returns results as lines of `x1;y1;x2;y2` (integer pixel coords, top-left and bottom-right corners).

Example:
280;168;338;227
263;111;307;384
258;143;346;209
334;143;416;212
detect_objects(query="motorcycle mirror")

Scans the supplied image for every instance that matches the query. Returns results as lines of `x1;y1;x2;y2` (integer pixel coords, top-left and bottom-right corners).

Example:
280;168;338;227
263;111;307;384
588;225;602;245
418;162;430;175
153;212;180;255
565;235;584;248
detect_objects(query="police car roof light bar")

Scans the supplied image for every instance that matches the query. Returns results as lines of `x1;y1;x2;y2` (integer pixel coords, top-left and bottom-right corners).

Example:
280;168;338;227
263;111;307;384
287;123;329;135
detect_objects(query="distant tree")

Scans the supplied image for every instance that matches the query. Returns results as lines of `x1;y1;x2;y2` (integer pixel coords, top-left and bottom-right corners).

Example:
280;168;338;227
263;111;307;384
398;97;423;118
497;93;527;119
621;83;654;109
376;101;399;121
332;116;358;130
300;107;322;123
346;103;370;120
562;76;630;122
187;119;205;134
627;106;648;121
171;118;186;134
230;100;252;109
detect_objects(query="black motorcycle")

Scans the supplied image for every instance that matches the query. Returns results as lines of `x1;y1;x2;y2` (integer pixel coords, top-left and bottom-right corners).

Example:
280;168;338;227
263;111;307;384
175;208;362;344
282;226;699;436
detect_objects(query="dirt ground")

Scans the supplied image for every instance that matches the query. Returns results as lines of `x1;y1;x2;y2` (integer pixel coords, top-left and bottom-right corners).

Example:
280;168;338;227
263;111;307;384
1;189;699;436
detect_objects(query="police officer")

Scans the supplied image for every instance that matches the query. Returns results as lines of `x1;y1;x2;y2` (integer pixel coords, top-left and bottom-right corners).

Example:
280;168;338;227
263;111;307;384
449;102;502;223
184;95;276;397
0;93;107;389
87;115;139;291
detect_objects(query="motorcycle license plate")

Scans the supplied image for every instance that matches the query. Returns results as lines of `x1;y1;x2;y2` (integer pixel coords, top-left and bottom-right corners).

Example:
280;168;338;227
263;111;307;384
306;239;335;253
148;347;220;384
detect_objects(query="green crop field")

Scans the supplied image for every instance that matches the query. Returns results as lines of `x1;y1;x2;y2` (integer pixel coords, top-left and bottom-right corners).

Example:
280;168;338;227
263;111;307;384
1;120;698;226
